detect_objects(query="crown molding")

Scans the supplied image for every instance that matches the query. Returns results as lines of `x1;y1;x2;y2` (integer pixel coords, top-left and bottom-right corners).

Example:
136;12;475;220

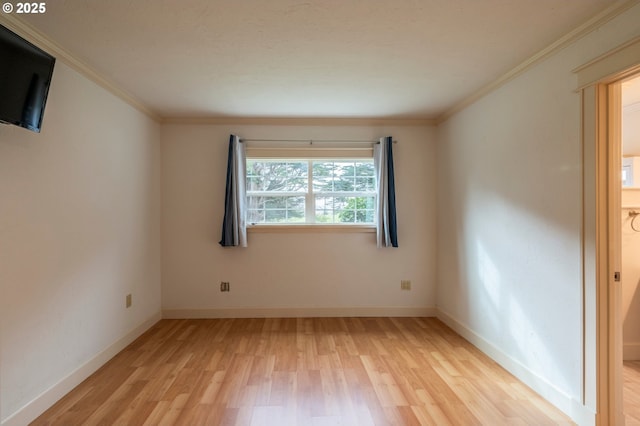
436;0;640;124
573;35;640;89
0;14;162;122
161;116;437;127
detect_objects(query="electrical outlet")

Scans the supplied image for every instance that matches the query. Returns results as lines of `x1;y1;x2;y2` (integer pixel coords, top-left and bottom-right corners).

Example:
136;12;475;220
126;293;132;308
220;281;230;292
400;280;411;290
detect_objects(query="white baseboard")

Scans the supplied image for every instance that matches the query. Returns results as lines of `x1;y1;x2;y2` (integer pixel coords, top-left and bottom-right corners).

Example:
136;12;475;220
1;311;162;426
163;306;437;319
624;342;640;360
436;308;595;426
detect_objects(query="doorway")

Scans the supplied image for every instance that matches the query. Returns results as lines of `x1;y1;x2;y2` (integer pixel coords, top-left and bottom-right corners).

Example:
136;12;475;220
576;36;640;425
621;73;640;424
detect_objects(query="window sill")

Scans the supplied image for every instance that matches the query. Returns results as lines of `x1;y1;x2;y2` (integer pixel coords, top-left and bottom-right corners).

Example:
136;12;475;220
247;224;376;233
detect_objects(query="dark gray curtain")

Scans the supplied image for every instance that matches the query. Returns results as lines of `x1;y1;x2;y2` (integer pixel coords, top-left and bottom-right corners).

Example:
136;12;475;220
374;136;398;247
219;134;247;247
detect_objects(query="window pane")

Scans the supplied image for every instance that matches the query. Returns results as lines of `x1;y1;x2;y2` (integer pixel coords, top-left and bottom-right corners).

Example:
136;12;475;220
313;162;335;191
362;196;375;209
356;162;374;176
331;196;346;209
247;196;265;209
287;209;305;222
248;158;375;225
284;177;306;192
287;196;305;222
247;161;308;193
247;195;305;224
287;196;305;209
265;209;287;222
246;160;260;176
314;160;375;193
247;196;264;224
315;195;375;224
336;162;355;178
333;174;354;192
361;209;375;223
265;197;286;209
355;177;375;191
315;196;334;223
247;210;263;223
247;176;264;191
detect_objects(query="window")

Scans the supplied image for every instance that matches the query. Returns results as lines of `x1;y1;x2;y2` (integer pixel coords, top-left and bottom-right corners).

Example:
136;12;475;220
246;159;376;225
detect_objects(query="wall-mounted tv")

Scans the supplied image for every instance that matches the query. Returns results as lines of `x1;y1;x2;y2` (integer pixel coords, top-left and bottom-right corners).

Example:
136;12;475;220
0;24;55;133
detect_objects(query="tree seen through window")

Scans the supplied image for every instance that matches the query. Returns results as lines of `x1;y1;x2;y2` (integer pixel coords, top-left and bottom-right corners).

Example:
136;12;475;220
246;159;375;224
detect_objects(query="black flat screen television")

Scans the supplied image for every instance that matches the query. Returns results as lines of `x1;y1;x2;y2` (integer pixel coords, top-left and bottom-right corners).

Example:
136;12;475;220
0;24;55;133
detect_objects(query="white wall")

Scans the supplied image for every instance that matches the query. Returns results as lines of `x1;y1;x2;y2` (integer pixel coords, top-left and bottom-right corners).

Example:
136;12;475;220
623;101;640;155
0;62;162;424
161;124;436;317
436;3;640;421
622;189;640;360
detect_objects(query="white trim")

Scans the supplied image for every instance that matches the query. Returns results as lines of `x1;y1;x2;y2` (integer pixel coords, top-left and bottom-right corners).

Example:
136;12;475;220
246;158;376;226
162;116;436;126
0;311;162;426
574;35;640;89
246;147;374;159
436;0;638;124
162;307;436;319
248;224;375;233
581;85;599;414
435;308;594;424
623;343;640;360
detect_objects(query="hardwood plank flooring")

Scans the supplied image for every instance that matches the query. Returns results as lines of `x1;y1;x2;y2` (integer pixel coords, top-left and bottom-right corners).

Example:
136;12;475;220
31;318;573;425
625;361;640;425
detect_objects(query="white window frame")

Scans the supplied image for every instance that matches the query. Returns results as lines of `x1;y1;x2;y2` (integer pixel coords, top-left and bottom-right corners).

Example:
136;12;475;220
245;145;376;232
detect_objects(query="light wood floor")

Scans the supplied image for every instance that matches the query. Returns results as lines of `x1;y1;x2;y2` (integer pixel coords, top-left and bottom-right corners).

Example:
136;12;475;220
625;361;640;425
32;317;573;425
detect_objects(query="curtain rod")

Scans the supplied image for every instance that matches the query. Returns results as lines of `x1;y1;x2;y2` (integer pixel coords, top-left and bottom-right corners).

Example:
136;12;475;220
239;138;397;144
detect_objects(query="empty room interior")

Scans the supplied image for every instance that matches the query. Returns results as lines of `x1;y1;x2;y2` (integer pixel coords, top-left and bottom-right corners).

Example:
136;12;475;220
2;1;640;425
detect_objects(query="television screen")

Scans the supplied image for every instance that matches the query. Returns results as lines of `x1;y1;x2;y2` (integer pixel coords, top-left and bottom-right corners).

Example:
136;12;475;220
0;24;55;133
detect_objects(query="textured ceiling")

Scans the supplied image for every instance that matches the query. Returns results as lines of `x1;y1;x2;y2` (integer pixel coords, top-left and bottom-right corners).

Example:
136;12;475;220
17;0;621;120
